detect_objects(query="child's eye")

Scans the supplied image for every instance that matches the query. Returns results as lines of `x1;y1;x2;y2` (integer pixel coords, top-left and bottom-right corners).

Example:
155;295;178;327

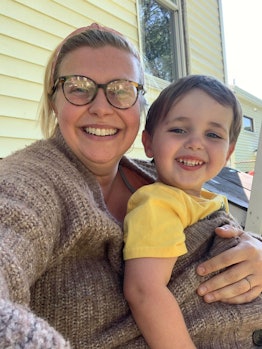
169;128;186;134
207;132;222;139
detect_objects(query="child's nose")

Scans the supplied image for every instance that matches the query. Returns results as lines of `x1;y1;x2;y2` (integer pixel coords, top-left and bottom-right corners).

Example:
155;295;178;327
184;135;204;150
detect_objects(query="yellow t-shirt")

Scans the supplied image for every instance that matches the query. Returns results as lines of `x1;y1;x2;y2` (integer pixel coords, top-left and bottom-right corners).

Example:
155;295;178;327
123;182;228;260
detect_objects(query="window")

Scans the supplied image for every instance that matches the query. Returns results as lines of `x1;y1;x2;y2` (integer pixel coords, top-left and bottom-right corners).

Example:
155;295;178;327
243;115;254;132
139;0;185;82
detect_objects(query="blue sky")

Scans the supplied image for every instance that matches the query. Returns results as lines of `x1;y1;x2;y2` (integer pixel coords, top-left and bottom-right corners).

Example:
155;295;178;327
221;0;262;100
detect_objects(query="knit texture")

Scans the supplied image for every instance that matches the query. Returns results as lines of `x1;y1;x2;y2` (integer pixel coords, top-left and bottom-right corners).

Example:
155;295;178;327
0;130;153;348
0;129;261;348
170;210;262;348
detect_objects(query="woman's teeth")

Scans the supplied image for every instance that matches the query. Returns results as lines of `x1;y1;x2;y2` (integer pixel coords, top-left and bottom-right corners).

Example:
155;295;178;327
84;127;117;136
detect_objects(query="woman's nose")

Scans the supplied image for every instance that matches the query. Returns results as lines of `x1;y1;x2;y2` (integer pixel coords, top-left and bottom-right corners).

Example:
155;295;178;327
88;88;114;116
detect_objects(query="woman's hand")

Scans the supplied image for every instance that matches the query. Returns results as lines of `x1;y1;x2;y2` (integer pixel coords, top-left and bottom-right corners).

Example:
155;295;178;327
196;224;262;304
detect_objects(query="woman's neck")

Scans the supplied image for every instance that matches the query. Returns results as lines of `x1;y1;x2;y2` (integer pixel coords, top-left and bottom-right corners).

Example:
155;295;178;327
100;166;133;223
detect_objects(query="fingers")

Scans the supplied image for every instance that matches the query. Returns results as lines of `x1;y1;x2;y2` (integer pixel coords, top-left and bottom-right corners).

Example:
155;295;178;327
196;244;244;276
197;231;259;276
219;286;261;304
244;276;252;291
197;277;261;304
197;231;262;304
214;224;244;238
197;261;248;300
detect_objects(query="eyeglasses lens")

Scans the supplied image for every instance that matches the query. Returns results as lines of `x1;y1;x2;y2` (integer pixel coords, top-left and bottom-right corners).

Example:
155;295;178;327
62;76;138;109
106;80;137;109
63;77;96;106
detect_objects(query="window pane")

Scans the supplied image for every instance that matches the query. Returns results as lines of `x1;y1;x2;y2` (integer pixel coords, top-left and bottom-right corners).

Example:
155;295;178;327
243;115;254;132
139;0;176;81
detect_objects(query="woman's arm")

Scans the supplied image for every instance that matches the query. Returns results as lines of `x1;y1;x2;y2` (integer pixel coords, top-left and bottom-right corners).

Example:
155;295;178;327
196;224;262;304
124;257;196;349
0;157;67;347
0;299;71;348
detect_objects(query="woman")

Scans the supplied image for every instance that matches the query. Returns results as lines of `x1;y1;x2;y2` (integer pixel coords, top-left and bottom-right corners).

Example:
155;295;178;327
0;23;261;348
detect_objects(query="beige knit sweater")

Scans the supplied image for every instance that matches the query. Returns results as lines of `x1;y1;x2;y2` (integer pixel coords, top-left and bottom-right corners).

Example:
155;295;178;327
0;129;261;348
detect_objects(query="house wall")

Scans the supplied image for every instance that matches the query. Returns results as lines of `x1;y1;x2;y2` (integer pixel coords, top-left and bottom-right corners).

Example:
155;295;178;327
0;0;140;158
232;86;262;173
184;0;225;81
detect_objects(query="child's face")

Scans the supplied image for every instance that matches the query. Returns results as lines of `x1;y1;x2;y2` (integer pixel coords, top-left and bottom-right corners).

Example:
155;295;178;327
142;88;235;197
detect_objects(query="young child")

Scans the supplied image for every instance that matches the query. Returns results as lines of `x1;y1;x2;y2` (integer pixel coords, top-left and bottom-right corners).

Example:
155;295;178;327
123;75;243;348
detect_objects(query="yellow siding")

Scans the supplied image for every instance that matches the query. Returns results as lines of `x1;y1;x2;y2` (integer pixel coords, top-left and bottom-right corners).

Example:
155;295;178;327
185;0;225;81
233;88;262;172
1;0;226;159
0;0;139;158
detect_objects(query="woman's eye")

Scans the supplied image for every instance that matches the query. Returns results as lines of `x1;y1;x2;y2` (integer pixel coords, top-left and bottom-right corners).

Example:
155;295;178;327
70;86;87;94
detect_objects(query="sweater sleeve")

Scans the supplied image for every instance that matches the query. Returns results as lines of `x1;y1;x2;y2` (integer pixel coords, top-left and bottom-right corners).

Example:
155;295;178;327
0;173;60;303
0;157;71;347
0;299;71;348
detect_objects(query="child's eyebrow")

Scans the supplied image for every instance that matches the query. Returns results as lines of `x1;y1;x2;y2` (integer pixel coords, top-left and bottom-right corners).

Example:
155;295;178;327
164;116;189;125
208;121;228;133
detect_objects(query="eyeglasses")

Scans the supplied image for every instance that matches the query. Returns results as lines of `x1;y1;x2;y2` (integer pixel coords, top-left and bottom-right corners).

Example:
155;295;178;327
51;75;145;109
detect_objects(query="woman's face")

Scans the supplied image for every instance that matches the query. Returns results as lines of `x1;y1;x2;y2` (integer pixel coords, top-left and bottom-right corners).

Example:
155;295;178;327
53;46;142;173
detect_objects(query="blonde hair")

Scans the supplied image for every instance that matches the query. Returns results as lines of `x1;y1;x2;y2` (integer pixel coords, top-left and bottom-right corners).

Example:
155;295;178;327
38;24;145;138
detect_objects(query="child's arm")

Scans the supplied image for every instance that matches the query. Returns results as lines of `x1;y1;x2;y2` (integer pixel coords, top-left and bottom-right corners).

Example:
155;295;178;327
124;257;196;349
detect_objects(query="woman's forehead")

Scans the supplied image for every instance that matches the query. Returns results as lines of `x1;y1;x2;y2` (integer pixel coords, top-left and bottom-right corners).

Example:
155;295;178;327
59;46;140;76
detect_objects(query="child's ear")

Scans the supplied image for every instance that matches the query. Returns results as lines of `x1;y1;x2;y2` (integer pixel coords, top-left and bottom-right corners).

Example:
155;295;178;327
225;143;236;163
142;130;154;158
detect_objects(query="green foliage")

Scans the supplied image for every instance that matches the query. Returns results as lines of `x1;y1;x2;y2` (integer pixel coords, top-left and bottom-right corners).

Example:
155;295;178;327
140;0;175;81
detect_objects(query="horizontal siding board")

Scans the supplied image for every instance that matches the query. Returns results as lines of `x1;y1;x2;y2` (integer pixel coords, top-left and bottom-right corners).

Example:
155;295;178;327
186;0;224;80
188;1;219;23
189;40;223;66
233;89;262;172
0;116;41;139
13;0;136;43
2;0;139;50
85;0;136;13
0;95;38;120
188;23;221;50
1;54;44;84
53;0;139;44
1;10;63;51
190;57;223;78
0;33;53;66
56;0;136;25
55;0;136;24
2;0;85;40
188;13;221;38
1;75;42;102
